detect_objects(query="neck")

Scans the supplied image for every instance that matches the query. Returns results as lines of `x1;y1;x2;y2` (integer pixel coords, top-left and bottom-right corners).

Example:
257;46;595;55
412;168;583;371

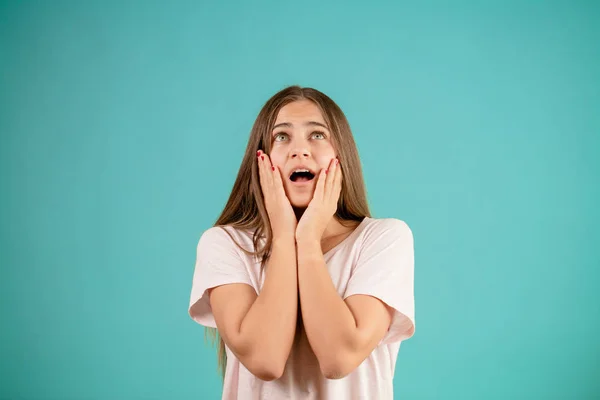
292;206;305;222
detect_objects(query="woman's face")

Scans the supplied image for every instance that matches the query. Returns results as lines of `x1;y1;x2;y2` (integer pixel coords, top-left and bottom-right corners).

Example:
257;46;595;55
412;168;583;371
269;100;337;208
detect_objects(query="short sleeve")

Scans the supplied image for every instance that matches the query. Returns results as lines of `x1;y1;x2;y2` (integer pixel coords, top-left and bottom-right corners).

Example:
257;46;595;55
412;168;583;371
188;226;254;328
343;219;415;345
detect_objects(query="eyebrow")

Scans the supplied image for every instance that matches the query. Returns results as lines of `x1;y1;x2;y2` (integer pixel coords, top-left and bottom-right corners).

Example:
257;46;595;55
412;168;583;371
272;121;329;130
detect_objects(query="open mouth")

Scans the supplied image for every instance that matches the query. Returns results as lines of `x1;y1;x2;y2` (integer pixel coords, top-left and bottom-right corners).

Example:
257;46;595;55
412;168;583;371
289;170;316;183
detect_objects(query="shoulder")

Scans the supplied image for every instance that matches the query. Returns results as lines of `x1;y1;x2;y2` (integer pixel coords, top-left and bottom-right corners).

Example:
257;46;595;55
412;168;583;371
197;225;257;256
197;226;230;246
197;225;250;248
362;217;413;241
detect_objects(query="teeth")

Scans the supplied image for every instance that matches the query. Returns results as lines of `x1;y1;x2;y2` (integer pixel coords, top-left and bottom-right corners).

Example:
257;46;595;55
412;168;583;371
294;169;310;173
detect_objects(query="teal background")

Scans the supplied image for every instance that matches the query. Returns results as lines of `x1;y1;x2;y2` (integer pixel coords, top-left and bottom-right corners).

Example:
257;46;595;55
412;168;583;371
1;1;598;399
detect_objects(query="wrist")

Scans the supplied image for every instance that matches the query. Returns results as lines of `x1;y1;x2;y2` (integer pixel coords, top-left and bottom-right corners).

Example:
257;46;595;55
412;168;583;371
295;229;321;243
295;237;321;251
296;239;323;263
272;235;296;248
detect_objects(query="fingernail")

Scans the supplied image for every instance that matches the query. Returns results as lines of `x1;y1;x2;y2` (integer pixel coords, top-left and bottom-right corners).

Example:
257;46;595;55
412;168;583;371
257;150;261;157
325;169;329;174
271;166;275;171
335;159;339;165
261;155;264;160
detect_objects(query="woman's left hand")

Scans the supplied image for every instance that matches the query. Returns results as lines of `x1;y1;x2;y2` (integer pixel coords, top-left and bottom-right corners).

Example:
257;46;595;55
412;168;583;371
296;158;342;244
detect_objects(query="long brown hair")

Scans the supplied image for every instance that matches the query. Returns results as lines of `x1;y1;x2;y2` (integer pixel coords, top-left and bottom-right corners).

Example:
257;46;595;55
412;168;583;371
205;85;371;378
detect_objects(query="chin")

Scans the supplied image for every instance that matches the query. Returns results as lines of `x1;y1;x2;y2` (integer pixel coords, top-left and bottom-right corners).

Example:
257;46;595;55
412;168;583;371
284;183;315;208
288;192;313;208
289;197;311;209
290;201;309;208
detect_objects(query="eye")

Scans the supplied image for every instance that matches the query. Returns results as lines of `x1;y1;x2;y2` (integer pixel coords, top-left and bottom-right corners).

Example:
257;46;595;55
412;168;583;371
311;131;326;140
273;132;288;142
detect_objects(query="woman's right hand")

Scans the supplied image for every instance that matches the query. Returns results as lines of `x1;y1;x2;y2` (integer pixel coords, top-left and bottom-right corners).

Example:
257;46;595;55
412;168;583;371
257;150;297;241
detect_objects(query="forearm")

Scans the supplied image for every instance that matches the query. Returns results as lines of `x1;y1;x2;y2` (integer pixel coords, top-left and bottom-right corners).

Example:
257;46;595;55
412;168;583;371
238;237;298;369
297;239;358;375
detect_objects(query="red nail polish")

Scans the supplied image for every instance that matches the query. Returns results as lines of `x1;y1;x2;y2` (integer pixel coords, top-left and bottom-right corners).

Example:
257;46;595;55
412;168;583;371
261;155;264;160
271;166;275;171
256;150;261;156
326;169;329;174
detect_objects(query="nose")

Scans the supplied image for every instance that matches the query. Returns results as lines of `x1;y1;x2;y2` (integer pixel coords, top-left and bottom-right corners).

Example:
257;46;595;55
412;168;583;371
290;149;311;159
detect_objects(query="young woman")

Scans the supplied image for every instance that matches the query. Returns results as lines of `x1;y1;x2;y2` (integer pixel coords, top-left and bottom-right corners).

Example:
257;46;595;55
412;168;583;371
188;86;415;399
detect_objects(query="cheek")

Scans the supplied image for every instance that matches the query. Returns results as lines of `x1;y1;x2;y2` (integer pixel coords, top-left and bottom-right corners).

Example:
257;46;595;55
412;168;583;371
314;151;337;169
269;152;286;169
314;142;336;158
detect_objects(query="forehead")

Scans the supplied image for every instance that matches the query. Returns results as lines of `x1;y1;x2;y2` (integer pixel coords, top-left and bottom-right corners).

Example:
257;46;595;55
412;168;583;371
274;100;325;125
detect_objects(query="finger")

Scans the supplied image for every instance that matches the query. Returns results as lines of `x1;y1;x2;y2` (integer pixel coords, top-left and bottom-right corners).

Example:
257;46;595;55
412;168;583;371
333;160;342;202
326;158;341;205
324;157;337;199
257;150;267;196
260;151;274;187
272;164;287;197
313;167;327;202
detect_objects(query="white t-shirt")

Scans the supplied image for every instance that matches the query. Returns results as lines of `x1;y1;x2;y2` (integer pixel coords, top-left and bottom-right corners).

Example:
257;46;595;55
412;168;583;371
188;217;415;399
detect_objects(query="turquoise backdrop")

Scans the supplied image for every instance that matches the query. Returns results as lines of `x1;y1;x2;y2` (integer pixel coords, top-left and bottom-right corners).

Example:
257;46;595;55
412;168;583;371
1;1;598;399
